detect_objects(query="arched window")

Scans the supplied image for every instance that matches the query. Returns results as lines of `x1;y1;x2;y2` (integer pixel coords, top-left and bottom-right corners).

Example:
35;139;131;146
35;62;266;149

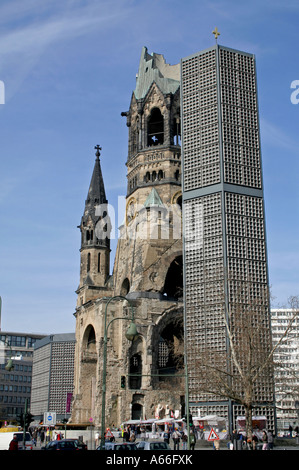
87;253;91;273
132;403;143;420
176;194;182;210
148;108;164;146
157;316;184;379
82;325;97;361
87;326;96;348
120;278;130;296
158;170;163;180
86;230;94;242
97;253;101;273
163;256;183;299
129;353;142;390
173;115;181;145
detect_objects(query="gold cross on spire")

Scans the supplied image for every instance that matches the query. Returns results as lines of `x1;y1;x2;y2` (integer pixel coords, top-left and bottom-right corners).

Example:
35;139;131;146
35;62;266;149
212;27;220;43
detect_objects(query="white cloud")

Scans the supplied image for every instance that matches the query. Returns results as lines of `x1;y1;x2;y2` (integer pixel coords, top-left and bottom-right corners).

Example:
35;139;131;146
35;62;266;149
260;118;299;156
0;0;132;100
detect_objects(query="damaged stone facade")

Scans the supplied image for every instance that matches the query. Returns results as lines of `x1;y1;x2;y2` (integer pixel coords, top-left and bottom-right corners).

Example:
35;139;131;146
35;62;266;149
71;47;185;428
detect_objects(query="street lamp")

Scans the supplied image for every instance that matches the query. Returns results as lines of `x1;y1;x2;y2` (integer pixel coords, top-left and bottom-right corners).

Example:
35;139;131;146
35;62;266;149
5;358;14;371
3;340;14;372
100;296;139;450
125;321;139;341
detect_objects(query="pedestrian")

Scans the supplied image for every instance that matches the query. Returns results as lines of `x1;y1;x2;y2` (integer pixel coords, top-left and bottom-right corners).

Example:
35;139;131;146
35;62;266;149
163;430;170;444
267;430;274;450
262;430;268;450
190;430;196;450
172;429;180;450
213;439;220;450
32;429;37;446
124;427;130;442
8;434;19;451
95;430;100;447
252;434;258;450
182;432;188;450
231;429;239;450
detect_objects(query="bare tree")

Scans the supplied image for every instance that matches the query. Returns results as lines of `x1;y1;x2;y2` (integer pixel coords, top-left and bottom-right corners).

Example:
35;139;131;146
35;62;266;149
193;285;299;441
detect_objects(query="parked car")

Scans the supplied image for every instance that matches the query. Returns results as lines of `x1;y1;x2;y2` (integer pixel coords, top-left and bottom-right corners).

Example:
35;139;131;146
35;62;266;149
97;442;138;450
136;441;171;450
63;438;88;450
41;439;79;450
13;432;34;450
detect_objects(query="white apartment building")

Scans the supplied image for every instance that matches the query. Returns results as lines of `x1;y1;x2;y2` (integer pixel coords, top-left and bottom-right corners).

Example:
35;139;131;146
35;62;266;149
271;309;299;433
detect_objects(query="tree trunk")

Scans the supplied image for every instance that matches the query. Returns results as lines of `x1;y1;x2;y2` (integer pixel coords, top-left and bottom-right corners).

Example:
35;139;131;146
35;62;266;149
245;405;253;444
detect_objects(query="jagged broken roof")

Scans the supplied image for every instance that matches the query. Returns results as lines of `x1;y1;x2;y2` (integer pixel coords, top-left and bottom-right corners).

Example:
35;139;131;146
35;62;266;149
134;46;180;100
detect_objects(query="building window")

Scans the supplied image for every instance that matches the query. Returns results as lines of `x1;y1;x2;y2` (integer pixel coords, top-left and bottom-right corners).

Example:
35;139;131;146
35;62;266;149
129;354;142;390
148;108;164;146
173;115;181;145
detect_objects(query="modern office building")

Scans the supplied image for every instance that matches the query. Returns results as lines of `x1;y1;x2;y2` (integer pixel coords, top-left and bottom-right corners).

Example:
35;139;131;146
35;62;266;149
0;331;45;425
181;44;275;431
30;333;75;423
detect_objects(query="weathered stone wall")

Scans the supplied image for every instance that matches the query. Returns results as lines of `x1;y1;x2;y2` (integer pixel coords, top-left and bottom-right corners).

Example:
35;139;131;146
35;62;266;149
71;48;184;429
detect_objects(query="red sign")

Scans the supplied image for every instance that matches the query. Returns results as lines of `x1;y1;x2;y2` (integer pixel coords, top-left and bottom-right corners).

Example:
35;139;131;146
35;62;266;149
105;429;114;438
208;428;219;441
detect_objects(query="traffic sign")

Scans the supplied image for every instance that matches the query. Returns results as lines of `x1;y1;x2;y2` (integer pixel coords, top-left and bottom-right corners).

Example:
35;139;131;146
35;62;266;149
207;428;219;441
105;428;113;438
44;412;57;426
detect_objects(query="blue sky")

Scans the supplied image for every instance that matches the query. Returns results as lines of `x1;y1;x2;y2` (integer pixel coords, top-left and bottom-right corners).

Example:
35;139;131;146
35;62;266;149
0;0;298;334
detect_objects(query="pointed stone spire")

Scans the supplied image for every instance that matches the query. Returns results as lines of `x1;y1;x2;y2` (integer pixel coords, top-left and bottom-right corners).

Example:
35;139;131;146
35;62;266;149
83;145;107;223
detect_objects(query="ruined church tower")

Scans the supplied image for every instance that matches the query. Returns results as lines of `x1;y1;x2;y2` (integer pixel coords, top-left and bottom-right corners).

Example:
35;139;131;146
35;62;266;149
71;47;184;428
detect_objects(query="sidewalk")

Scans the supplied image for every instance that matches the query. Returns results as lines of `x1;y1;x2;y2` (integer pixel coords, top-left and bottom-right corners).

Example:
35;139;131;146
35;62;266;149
32;436;299;451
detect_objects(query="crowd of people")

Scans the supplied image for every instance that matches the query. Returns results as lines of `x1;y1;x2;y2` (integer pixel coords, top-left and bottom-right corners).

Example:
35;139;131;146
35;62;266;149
8;427;65;450
229;429;275;450
119;423;197;450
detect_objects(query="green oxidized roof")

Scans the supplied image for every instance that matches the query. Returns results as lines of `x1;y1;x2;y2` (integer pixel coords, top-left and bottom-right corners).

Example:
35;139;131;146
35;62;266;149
134;46;180;100
144;188;164;208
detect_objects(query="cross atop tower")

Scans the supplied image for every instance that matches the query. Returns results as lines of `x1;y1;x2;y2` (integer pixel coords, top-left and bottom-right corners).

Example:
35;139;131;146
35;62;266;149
95;145;102;159
212;27;220;43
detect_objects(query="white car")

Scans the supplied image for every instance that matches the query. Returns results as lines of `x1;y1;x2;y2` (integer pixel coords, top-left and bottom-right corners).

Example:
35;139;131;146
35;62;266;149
14;432;34;450
136;441;170;450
